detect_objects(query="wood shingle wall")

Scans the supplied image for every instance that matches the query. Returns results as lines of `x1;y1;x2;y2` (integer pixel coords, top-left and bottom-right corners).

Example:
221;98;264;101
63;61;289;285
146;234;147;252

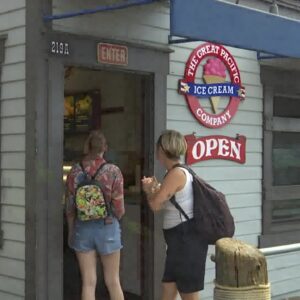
0;1;26;299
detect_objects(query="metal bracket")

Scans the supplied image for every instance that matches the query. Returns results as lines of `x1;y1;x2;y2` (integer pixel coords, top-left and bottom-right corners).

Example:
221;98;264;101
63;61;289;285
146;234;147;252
168;35;199;44
257;51;286;60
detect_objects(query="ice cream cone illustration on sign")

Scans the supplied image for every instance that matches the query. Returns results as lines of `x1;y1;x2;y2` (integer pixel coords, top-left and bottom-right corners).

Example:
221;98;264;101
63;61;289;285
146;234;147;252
203;58;227;114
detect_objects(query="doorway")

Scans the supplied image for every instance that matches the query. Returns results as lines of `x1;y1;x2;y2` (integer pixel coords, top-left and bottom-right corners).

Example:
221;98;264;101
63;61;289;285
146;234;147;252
62;67;153;299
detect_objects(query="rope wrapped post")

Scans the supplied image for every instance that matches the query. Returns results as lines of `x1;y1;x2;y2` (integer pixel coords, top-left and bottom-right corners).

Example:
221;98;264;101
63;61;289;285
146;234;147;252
212;238;271;300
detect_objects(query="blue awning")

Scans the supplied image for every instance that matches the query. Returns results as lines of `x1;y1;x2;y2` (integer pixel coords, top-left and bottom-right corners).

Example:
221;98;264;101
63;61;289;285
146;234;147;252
170;0;300;58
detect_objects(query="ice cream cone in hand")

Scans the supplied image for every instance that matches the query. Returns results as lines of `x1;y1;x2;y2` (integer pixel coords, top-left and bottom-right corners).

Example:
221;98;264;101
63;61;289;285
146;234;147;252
141;176;161;195
151;176;161;193
203;59;227;114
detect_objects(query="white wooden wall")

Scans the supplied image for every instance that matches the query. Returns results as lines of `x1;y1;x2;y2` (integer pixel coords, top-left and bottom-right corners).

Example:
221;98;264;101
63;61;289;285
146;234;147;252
230;1;300;299
52;0;170;47
268;251;300;300
0;1;26;299
50;1;300;299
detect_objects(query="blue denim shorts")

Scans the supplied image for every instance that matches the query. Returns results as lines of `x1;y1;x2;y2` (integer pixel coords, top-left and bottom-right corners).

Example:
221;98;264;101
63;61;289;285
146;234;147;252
70;217;122;255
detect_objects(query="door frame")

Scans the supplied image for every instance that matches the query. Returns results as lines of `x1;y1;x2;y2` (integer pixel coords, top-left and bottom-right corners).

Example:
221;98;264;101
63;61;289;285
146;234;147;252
27;30;169;300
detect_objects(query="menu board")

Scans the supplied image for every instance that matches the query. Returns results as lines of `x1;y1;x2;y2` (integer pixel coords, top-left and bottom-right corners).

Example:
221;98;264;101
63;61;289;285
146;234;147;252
64;91;101;132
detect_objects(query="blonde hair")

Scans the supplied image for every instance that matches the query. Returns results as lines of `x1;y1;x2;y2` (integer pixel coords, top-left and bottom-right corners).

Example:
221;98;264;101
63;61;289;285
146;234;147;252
83;130;107;154
157;130;187;160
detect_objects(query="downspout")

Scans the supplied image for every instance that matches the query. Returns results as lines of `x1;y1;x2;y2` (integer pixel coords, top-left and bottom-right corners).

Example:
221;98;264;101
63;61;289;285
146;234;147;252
44;0;157;21
0;35;7;249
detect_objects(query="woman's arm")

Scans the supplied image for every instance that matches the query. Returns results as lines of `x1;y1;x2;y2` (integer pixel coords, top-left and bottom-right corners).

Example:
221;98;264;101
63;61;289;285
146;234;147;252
142;168;186;211
110;167;125;219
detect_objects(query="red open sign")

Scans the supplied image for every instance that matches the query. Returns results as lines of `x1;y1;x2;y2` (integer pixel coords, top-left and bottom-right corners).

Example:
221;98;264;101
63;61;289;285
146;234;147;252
185;133;246;165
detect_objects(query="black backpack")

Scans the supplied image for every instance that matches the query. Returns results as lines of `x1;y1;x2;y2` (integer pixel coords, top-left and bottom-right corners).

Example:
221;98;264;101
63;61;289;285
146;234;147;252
169;164;235;244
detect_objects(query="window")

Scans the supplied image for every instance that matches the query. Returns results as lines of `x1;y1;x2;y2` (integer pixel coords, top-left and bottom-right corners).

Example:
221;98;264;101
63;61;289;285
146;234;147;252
260;67;300;247
272;131;300;186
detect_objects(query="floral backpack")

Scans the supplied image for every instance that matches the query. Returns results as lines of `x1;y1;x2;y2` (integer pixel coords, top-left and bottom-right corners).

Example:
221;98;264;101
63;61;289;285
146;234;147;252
75;162;109;221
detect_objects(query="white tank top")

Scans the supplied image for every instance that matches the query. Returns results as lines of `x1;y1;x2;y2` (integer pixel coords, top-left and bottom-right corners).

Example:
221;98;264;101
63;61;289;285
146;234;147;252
163;167;194;229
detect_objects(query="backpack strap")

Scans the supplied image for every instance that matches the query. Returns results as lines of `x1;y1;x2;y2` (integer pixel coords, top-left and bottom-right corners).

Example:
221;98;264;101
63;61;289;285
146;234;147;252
79;162;85;173
91;162;108;180
172;163;195;176
79;162;108;179
168;163;192;221
169;197;190;221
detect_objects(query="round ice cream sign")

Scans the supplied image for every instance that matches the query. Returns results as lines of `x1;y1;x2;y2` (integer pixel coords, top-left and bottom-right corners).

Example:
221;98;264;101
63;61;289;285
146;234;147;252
179;43;245;128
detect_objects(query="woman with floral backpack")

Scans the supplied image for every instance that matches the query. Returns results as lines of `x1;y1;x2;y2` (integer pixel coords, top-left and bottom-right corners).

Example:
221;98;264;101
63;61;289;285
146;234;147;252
66;130;125;300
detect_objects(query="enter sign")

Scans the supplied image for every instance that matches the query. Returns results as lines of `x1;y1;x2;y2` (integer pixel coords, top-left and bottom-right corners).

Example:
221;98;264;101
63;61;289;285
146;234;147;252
97;43;128;66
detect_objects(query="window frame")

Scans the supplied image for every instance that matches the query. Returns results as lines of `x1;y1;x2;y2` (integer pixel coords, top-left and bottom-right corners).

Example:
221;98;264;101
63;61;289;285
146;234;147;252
260;66;300;247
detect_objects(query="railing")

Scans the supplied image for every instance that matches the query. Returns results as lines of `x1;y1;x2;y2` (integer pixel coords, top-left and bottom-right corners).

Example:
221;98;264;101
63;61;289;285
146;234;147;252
260;243;300;256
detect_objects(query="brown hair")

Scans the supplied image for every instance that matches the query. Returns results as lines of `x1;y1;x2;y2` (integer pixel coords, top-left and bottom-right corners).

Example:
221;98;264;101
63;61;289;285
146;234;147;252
157;130;187;160
83;130;107;154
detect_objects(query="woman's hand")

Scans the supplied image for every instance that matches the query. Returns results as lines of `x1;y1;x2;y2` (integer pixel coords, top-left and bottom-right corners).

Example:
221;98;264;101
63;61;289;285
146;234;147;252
141;168;186;212
141;176;161;195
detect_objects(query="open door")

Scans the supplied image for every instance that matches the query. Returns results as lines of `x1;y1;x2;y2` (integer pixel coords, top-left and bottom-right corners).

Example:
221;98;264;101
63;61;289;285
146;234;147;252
62;67;154;299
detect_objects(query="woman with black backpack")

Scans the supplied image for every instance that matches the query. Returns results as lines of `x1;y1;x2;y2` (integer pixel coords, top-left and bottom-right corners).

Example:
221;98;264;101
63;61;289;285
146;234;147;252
142;130;208;300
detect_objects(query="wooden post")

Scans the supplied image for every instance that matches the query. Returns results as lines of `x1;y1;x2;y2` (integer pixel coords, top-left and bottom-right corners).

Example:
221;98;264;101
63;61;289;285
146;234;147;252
212;238;271;300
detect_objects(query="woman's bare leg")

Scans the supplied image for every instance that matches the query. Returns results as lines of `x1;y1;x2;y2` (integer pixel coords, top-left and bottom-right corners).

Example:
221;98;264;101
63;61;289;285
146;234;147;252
100;250;124;300
180;291;200;300
161;282;178;300
76;250;97;300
